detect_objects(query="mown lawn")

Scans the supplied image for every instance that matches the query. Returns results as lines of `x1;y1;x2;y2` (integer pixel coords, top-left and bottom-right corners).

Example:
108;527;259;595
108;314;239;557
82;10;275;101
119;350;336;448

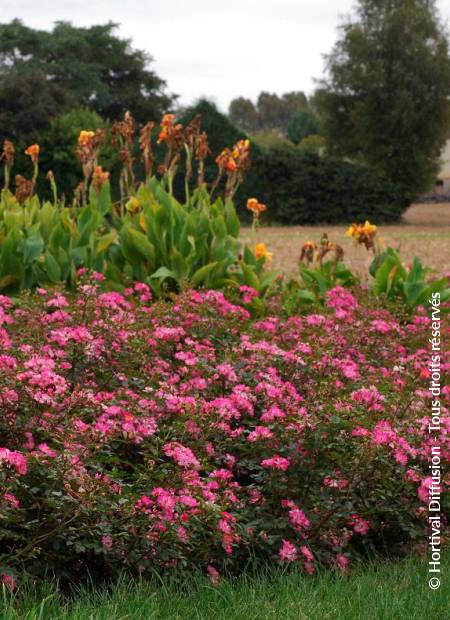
241;203;450;277
2;555;448;620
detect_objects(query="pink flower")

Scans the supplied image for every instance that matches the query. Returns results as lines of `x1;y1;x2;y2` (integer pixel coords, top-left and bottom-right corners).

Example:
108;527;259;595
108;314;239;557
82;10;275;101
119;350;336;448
348;514;370;535
3;492;19;508
372;420;396;445
371;319;393;333
326;287;358;316
336;554;349;572
351;427;370;437
418;476;443;503
163;442;200;470
240;285;259;304
279;539;297;562
351;386;385;411
101;535;113;550
260;405;285;422
261;455;290;471
288;505;310;530
1;573;16;591
0;448;27;475
207;565;221;586
247;426;274;442
300;546;314;562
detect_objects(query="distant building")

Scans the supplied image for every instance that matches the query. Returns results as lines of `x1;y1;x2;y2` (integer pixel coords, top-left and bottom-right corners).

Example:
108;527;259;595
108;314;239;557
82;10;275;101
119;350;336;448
435;140;450;193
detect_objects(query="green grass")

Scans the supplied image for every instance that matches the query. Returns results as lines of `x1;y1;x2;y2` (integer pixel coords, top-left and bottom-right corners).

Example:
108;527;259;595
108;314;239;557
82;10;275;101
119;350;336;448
1;555;448;620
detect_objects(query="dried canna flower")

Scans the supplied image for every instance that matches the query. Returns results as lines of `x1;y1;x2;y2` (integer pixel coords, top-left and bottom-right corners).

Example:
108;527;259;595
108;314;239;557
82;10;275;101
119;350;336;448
299;240;318;265
76;129;105;205
14;174;34;204
92;165;110;194
139;122;155;182
1;140;15;166
1;140;15;191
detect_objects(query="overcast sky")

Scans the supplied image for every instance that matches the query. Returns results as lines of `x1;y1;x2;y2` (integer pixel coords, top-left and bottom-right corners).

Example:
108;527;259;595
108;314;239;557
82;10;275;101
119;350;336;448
3;0;450;111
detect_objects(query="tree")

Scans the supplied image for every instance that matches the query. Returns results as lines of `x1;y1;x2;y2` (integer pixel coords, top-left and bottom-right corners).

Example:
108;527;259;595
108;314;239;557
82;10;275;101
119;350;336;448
0;19;175;141
287;111;321;145
315;0;450;199
228;97;260;132
228;91;309;134
0;72;74;142
280;91;309;125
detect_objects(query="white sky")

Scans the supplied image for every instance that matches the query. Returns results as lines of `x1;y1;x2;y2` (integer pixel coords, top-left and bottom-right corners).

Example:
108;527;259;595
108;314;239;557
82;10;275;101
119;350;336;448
2;0;450;112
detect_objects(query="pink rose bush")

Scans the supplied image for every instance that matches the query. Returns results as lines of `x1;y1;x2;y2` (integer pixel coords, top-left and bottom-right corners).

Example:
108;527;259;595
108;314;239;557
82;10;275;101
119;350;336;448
0;278;449;584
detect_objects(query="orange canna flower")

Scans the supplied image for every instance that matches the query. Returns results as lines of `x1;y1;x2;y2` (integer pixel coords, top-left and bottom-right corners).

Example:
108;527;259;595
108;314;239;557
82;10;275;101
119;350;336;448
225;158;237;172
25;144;40;158
247;197;267;217
161;114;175;127
254;242;273;262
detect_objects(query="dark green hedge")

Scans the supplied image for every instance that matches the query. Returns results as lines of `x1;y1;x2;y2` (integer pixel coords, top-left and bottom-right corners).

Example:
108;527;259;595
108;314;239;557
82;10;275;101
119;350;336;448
248;146;408;224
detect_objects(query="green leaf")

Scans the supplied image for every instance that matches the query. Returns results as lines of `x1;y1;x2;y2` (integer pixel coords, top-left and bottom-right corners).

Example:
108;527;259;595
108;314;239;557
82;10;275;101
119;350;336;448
96;230;118;255
43;253;62;283
150;266;176;281
190;262;218;287
23;234;44;264
240;262;260;290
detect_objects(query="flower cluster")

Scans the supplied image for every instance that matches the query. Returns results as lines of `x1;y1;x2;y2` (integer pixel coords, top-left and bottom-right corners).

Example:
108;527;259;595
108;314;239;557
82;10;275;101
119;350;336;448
346;220;378;250
0;279;448;587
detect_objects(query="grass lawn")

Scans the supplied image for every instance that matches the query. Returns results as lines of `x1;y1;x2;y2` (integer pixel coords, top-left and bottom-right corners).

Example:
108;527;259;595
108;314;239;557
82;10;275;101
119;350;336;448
241;203;450;277
2;555;448;620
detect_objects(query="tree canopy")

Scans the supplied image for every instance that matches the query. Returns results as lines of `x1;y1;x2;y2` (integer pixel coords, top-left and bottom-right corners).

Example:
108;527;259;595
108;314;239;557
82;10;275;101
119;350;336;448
315;0;450;199
228;91;309;134
0;20;175;141
287;111;321;145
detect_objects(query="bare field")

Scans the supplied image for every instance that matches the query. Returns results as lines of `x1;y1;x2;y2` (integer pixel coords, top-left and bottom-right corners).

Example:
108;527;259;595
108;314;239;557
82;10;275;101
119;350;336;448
241;203;450;277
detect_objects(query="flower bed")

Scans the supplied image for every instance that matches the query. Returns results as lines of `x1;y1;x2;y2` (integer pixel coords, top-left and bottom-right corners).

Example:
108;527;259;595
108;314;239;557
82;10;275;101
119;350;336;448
0;278;448;586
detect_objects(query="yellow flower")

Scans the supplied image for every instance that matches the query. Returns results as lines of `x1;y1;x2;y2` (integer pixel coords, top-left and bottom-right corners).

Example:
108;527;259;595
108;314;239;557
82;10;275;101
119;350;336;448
254;243;273;262
346;220;377;250
126;196;141;214
139;211;147;232
346;224;358;238
362;220;377;235
78;130;95;146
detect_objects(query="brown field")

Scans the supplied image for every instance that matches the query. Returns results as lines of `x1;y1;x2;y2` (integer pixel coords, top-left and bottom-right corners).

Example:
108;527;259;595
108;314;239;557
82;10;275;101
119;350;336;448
241;203;450;278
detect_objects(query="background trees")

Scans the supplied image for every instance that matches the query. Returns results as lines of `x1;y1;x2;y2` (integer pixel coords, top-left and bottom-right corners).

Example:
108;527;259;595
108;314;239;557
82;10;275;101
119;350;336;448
287;111;322;146
228;91;310;134
315;0;450;200
0;20;174;142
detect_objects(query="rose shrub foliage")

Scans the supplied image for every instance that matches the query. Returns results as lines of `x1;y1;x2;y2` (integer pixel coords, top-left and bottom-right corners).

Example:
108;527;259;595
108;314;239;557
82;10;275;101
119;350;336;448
0;277;448;584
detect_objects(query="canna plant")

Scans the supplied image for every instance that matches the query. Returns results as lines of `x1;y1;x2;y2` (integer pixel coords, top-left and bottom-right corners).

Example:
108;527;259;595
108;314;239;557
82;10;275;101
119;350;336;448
0;113;274;296
347;221;450;311
289;235;358;310
110;180;274;294
0;180;116;292
369;247;450;311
